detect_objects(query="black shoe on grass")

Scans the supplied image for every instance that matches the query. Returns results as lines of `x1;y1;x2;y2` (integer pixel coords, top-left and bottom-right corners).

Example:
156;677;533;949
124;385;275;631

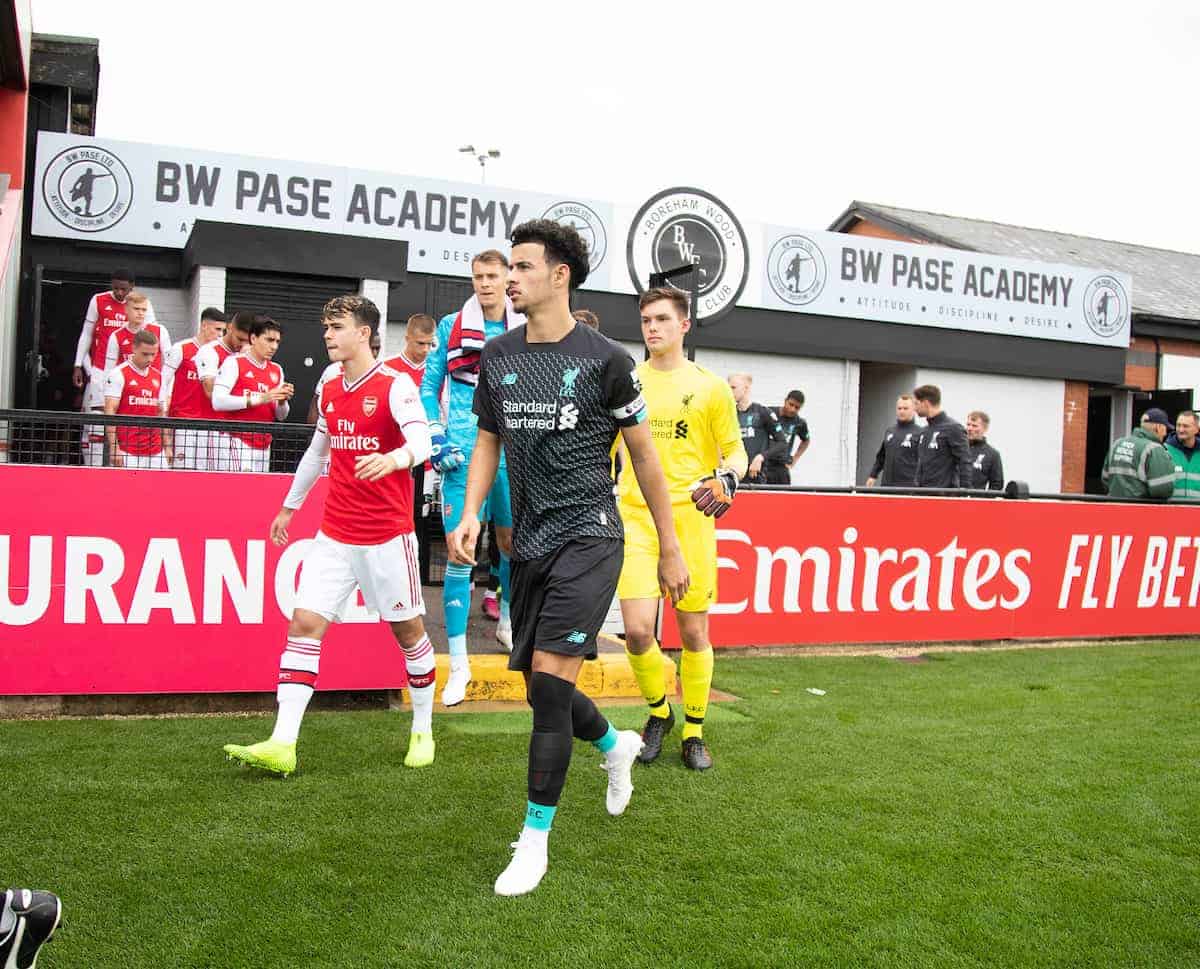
681;736;714;771
637;706;676;764
0;888;62;969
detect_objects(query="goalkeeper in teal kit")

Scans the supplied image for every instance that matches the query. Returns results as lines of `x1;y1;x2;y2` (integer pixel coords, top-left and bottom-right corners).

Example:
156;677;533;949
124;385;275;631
422;249;523;705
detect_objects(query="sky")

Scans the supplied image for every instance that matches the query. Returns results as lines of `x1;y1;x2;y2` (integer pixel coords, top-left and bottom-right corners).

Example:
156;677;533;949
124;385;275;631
29;0;1200;254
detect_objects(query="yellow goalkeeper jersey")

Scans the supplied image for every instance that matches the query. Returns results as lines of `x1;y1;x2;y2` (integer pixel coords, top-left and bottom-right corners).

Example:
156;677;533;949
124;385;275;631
617;360;746;509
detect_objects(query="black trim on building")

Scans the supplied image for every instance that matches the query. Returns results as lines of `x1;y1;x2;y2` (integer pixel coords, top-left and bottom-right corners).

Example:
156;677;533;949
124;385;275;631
183;221;408;288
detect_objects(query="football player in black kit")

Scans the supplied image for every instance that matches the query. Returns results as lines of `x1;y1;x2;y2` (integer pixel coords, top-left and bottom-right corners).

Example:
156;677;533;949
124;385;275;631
447;219;688;897
727;372;789;484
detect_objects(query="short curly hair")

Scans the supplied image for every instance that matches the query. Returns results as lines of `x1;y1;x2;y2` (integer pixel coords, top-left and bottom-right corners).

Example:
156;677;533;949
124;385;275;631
510;218;590;290
322;294;380;332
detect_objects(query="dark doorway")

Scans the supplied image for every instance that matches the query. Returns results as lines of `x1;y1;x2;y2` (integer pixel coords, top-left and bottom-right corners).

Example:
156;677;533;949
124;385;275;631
1085;394;1112;495
29;273;111;412
224;270;357;424
1135;389;1193;426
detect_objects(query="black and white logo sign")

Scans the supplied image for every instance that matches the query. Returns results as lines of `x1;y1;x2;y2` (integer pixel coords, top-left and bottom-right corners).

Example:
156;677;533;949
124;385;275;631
41;145;134;233
542;201;607;272
626;187;748;321
767;234;827;306
1082;274;1129;339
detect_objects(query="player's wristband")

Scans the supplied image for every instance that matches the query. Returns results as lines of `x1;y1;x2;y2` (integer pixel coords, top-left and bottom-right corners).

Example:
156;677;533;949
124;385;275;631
386;446;414;470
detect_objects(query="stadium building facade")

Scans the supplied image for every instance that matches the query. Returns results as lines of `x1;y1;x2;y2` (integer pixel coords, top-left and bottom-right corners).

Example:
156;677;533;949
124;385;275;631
7;39;1198;494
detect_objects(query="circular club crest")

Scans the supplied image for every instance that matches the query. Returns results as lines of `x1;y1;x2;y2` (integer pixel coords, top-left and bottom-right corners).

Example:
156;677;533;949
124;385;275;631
627;187;748;321
41;145;134;233
767;234;827;306
542;201;608;272
1082;274;1129;339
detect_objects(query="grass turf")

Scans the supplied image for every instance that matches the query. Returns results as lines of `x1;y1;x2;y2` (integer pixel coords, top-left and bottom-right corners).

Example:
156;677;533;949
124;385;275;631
2;643;1198;968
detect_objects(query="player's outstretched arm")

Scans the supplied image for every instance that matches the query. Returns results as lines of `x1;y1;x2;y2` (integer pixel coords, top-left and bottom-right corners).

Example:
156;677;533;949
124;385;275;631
446;428;500;566
273;426;332;546
622;420;689;603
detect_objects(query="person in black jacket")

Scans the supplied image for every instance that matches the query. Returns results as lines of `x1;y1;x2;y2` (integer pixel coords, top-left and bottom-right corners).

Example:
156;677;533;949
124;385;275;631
727;372;790;483
866;393;920;487
913;384;973;488
966;410;1004;490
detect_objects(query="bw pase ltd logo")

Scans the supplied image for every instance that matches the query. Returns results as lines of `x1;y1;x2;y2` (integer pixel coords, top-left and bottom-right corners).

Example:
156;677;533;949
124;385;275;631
42;145;134;233
626;187;748;322
1082;275;1129;339
542;201;608;272
767;234;827;306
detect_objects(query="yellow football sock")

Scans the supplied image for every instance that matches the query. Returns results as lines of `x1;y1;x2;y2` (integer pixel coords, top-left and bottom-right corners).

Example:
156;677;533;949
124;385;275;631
625;640;672;719
681;646;714;740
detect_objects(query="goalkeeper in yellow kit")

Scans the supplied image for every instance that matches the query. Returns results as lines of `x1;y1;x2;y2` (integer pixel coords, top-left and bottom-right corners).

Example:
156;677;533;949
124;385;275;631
618;288;747;770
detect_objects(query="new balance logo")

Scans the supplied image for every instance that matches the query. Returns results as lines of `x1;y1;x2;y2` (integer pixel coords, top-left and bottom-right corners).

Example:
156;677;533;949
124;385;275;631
558;402;579;431
565;630;587;644
502;372;518;386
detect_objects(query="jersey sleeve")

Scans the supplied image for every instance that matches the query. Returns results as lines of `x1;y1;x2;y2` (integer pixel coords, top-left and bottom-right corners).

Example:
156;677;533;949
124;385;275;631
603;345;647;427
420;314;454;425
102;332;121;373
75;295;100;370
195;345;220;382
211;356;248;412
161;340;183;405
709;378;748;478
472;344;499;434
796;417;810;442
157;324;173;363
761;407;790;462
103;366;124;400
389;373;431;464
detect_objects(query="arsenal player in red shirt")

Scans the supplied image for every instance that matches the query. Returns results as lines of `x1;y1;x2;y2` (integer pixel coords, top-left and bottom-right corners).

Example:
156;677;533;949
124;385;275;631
222;295;435;777
162;308;227;468
211;317;294;472
194;311;252;471
101;292;172;374
102;329;170;470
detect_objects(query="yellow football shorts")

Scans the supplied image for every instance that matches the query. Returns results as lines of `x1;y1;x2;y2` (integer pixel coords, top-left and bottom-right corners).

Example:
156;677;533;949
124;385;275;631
617;501;717;613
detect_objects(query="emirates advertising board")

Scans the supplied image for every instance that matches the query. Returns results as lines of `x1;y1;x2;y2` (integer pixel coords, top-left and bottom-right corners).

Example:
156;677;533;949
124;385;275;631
32;133;1130;347
3;470;1197;695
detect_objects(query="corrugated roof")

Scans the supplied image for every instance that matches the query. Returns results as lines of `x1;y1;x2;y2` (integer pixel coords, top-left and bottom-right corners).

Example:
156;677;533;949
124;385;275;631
830;201;1200;324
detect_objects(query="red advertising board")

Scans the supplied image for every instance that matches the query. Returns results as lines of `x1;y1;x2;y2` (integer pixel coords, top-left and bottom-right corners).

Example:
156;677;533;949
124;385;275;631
4;469;1199;695
0;466;407;695
661;491;1200;648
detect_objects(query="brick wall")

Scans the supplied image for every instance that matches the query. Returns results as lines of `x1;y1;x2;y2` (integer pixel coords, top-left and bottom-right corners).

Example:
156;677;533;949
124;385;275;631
1061;381;1089;493
188;266;227;333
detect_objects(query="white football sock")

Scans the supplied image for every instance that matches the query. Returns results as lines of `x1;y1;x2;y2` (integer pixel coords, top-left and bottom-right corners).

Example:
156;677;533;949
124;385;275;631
403;635;436;734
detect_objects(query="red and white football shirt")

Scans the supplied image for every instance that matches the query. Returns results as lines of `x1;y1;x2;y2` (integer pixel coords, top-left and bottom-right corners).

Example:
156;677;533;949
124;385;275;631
78;291;157;372
103;362;164;456
217;353;285;450
194;339;241;419
317;361;425;545
104;323;169;374
383;352;431;471
163;337;207;418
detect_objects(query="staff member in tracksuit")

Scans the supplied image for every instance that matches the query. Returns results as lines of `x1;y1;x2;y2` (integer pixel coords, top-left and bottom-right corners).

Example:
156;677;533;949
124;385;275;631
966;410;1005;490
866;393;920;487
1102;408;1175;499
727;372;790;484
1166;410;1200;499
912;384;973;489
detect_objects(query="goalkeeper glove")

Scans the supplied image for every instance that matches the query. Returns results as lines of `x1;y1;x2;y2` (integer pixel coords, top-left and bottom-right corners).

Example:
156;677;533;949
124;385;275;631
429;424;465;473
691;468;738;518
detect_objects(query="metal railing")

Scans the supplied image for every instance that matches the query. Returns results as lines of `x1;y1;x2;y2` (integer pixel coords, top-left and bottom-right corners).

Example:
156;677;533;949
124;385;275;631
0;409;314;473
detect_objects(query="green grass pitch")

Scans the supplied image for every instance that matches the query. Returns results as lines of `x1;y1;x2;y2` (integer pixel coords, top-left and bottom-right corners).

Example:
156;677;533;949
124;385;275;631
3;643;1198;968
